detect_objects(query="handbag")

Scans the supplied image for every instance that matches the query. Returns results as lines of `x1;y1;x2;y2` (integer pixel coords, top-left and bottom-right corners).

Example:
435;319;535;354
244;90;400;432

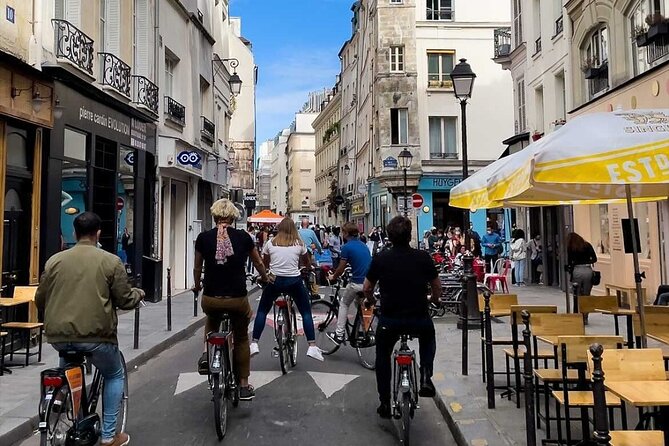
591;270;601;286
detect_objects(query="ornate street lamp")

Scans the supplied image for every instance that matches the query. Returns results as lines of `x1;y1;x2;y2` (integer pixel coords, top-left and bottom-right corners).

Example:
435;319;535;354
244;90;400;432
398;148;413;217
343;164;351;176
212;56;243;96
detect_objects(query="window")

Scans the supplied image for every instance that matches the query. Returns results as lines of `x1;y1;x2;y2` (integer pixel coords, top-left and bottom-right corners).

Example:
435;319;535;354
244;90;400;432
555;71;566;124
390;0;403;3
164;53;176;97
629;0;669;75
426;0;453;20
64;128;88;161
429;117;457;159
535;86;544;134
390;108;408;145
516;79;526;132
634;203;652;260
583;26;609;98
99;0;106;52
390;46;404;72
513;0;523;47
590;204;610;255
427;52;454;88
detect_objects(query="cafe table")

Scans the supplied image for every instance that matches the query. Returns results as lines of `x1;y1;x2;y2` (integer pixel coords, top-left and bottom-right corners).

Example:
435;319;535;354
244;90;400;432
0;298;31;374
604;380;669;446
595;308;636;348
648;333;669;346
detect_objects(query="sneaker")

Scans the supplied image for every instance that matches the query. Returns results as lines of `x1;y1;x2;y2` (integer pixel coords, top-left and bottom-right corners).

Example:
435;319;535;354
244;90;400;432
327;331;345;344
377;402;391;419
419;377;436;398
250;342;260;358
197;352;209;375
307;346;324;362
101;433;130;446
239;385;255;401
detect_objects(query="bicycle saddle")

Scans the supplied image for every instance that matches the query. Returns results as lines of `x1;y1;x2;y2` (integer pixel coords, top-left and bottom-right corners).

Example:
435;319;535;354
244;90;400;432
58;350;92;364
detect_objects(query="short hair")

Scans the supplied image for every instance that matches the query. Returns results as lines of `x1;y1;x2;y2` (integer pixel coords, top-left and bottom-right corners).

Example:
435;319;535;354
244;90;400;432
342;222;359;237
387;216;411;247
210;199;240;222
74;212;101;238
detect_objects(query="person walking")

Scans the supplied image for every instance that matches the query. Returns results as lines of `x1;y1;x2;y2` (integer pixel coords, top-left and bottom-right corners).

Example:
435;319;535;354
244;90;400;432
36;212;145;446
251;217;324;361
566;232;598;295
328;226;342;269
510;229;527;286
193;199;270;401
481;225;503;273
528;234;543;284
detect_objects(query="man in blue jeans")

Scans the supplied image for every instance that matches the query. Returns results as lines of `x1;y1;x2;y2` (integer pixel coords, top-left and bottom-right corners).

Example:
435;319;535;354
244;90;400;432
36;212;144;446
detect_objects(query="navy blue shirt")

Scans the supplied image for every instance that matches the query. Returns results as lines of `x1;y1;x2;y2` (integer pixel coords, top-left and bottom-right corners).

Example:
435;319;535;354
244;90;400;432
340;238;372;284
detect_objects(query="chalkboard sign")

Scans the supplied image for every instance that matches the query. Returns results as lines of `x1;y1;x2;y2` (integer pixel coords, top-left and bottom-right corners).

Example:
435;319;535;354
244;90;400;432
621;218;640;254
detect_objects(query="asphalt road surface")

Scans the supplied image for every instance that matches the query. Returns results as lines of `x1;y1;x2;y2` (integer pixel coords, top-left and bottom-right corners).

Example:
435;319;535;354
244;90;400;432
17;287;455;446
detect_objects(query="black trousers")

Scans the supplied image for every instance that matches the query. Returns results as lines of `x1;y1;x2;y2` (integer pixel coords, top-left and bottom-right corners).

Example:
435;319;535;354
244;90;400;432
375;315;436;404
484;254;499;273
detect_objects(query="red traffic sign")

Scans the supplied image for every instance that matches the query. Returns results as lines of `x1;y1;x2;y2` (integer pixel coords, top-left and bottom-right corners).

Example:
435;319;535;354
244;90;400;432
411;193;424;208
116;197;125;211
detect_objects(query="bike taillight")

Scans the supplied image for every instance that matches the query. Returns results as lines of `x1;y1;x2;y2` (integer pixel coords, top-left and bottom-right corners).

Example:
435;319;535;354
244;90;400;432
43;376;63;387
275;298;288;308
395;354;413;366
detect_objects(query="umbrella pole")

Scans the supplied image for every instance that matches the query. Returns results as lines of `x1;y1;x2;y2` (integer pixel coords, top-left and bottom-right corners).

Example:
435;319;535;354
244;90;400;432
625;184;647;348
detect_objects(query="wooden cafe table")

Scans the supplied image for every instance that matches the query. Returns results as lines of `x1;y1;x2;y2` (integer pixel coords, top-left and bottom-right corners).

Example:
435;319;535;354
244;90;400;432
604;380;669;446
0;298;30;374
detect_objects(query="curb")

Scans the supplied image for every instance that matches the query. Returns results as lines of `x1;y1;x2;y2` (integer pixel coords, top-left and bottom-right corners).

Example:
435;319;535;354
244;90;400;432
432;394;469;446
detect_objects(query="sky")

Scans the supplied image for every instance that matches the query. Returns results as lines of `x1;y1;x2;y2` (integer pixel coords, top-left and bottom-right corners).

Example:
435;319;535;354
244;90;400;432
230;0;352;149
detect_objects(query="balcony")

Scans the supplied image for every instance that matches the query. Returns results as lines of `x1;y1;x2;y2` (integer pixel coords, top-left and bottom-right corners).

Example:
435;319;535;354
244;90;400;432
99;53;131;98
646;35;669;65
554;15;563;38
430;152;458;160
52;19;94;76
201;116;215;145
164;96;185;126
533;37;542;56
493;27;512;59
132;75;159;114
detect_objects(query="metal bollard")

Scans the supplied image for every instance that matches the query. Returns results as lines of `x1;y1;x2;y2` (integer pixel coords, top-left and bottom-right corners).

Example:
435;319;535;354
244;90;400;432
133;274;142;350
460;272;469;376
483;291;495;409
590;344;611;446
521;310;537;446
166;268;172;331
572;282;580;314
193;289;198;317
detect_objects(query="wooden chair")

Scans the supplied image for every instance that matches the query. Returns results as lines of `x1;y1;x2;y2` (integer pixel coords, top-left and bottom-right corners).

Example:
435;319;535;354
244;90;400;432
479;293;518;384
1;286;44;366
588;344;664;446
633;313;669;346
579;295;619;317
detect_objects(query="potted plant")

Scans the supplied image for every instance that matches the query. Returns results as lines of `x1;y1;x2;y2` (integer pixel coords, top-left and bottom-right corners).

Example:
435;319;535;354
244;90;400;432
581;57;599;80
645;13;669;42
633;24;650;47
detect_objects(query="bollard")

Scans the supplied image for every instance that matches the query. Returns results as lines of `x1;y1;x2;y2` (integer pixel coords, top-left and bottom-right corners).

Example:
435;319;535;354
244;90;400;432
460;271;469;376
521;310;537;446
484;291;495;409
193;289;199;317
166;268;172;331
590;344;611;446
572;282;580;315
459;255;478;376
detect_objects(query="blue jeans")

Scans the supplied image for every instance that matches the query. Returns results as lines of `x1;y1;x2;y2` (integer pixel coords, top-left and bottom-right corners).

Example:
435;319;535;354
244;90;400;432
53;342;125;442
514;259;526;284
252;276;316;342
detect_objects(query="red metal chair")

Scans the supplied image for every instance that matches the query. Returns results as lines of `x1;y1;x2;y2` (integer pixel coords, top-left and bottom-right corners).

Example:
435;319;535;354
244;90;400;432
485;259;511;293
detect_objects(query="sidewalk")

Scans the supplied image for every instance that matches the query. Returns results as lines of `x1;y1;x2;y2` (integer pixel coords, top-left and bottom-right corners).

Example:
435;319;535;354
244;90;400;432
431;285;668;446
0;290;208;446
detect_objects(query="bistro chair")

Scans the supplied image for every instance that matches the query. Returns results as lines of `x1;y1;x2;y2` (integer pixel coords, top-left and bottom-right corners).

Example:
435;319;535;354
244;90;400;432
1;286;43;367
479;293;517;383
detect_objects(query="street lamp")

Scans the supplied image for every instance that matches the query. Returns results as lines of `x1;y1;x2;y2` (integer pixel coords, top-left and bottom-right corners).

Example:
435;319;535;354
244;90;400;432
343;164;351;176
212;56;243;96
398;148;413;217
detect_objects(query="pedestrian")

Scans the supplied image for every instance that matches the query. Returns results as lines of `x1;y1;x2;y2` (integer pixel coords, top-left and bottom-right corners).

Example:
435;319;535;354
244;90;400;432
251;217;324;361
298;218;322;264
427;227;439;252
422;231;431;251
481;225;503;273
329;226;342;269
510;229;527;286
193;199;270;401
528;234;543;284
566;232;598;295
36;212;145;446
246;225;256;274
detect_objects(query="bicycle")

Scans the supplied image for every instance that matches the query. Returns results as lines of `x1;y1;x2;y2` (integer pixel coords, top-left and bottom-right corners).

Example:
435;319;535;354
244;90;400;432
428;276;492;318
202;309;240;440
38;350;129;446
393;334;419;446
311;275;378;370
273;291;298;375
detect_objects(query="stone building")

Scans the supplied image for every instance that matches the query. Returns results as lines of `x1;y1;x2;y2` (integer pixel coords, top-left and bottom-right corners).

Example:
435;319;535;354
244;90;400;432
255;140;272;211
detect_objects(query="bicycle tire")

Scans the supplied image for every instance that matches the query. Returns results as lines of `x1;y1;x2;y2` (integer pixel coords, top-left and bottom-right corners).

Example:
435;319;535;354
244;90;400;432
212;373;228;440
276;320;288;375
401;390;412;446
355;310;377;370
40;386;72;446
288;307;298;367
310;299;340;355
117;353;129;434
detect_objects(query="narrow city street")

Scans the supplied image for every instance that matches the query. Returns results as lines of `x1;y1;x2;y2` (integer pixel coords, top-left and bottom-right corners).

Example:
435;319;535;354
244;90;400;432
16;288;455;446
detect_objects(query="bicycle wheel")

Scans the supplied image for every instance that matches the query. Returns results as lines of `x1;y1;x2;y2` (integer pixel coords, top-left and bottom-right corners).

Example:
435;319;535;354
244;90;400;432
117;353;129;434
212;373;228;440
355;313;378;370
401;391;412;446
288;307;298;367
276;321;288;375
40;386;72;446
310;299;340;355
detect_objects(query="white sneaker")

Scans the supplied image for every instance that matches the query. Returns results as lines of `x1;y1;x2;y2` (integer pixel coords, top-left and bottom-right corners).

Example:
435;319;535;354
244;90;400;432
307;346;324;362
250;342;260;358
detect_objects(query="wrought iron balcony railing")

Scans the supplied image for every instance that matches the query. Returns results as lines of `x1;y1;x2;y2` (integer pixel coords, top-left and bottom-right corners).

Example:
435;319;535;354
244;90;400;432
164;96;186;126
201;116;215;144
132;75;159;114
99;53;131;97
646;35;669;65
52;19;94;76
555;15;564;37
494;27;512;59
430;152;458;160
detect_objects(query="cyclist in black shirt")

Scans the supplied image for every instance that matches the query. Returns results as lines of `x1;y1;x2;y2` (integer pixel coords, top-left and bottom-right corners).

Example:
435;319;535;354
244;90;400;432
363;216;442;418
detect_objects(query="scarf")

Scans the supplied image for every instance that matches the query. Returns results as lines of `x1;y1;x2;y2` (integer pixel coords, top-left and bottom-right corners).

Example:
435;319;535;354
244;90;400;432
215;223;234;265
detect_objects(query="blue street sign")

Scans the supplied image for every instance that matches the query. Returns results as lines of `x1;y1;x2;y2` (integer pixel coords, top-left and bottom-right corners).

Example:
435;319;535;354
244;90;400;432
383;157;398;169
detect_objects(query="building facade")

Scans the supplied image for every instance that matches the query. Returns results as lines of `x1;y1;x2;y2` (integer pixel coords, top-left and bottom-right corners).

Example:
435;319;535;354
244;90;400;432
255;140;272;211
285;108;320;222
312;85;341;226
270;129;290;215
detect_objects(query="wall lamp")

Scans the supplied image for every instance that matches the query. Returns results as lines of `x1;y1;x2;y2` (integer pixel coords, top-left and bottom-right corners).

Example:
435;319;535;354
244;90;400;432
11;85;64;117
212;56;243;96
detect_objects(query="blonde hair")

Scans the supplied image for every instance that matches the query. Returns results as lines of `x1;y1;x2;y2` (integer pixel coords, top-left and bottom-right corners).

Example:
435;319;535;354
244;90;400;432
210;199;240;223
272;217;304;247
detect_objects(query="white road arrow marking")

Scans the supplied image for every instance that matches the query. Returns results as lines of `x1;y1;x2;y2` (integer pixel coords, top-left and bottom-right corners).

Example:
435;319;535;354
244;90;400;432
174;372;207;396
249;371;283;390
307;372;359;399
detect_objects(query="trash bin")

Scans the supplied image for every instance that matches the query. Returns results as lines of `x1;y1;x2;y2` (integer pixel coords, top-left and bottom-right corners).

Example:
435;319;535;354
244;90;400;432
142;256;163;303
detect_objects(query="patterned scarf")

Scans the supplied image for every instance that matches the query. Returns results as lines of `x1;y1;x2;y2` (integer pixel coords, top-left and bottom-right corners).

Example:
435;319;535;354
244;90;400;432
215;222;234;265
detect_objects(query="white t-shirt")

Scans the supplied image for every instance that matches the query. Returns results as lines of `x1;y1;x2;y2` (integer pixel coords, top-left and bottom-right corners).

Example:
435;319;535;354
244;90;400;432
261;240;307;277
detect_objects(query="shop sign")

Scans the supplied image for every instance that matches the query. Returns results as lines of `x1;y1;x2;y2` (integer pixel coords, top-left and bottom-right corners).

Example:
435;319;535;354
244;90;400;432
418;177;462;191
351;200;365;215
124;152;135;165
177;150;202;169
382;157;398;169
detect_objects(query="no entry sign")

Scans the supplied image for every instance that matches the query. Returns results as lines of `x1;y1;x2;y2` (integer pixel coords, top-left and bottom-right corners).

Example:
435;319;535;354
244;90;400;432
412;193;424;208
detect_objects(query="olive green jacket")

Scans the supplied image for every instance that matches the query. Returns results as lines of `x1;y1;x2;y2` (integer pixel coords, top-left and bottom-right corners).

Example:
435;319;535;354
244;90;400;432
35;241;143;344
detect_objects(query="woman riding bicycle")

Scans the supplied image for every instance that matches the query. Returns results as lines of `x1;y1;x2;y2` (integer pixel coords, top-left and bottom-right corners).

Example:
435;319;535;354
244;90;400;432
193;199;270;401
250;217;324;362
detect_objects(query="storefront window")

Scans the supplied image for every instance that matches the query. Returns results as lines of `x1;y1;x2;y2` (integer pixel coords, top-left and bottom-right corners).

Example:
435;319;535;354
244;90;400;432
117;147;135;270
634;203;651;260
590;204;610;255
61;160;88;249
64;128;87;161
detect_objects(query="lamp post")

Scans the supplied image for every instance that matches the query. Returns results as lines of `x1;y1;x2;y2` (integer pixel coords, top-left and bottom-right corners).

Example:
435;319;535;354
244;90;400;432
212;56;243;96
398;148;413;217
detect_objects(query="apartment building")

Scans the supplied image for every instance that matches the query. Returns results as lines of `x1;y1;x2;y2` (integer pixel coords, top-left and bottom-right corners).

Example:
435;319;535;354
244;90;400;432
270;129;290;215
312;84;341;226
255;140;272;211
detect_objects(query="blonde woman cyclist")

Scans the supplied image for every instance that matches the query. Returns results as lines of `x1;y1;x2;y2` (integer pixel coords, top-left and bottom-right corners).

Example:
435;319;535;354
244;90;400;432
250;217;324;361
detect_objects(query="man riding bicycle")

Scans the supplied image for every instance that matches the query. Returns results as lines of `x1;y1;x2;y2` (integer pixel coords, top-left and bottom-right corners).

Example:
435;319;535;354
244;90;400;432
363;216;441;419
327;222;372;344
36;212;145;446
298;218;322;264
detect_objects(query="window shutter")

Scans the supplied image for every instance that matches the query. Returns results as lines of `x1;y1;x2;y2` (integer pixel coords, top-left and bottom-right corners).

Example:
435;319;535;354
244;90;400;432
106;0;120;56
65;0;80;27
55;0;64;19
134;0;150;77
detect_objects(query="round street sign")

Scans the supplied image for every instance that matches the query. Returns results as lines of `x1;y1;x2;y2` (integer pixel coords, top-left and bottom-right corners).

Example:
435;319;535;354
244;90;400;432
116;197;125;211
412;193;424;208
334;195;345;205
357;184;367;194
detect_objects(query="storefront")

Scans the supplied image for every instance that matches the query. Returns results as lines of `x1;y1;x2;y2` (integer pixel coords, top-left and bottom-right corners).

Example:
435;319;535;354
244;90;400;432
350;197;365;232
0;61;54;293
42;81;157;290
369;180;392;230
